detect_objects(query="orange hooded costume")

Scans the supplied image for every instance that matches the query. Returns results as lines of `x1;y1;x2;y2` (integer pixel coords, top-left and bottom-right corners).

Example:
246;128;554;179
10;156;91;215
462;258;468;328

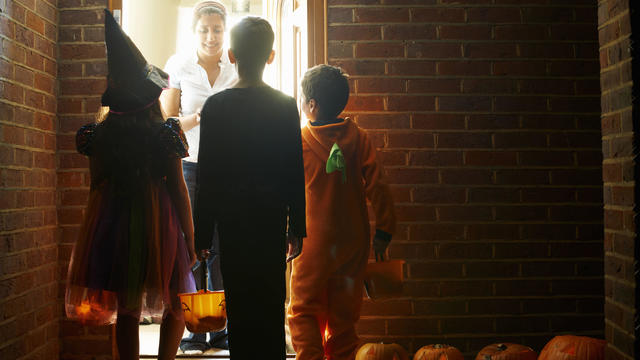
288;118;396;360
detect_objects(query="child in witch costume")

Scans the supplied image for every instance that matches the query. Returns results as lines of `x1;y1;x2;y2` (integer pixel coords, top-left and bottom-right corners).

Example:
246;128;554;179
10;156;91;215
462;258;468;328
287;65;396;360
194;17;306;359
65;10;196;360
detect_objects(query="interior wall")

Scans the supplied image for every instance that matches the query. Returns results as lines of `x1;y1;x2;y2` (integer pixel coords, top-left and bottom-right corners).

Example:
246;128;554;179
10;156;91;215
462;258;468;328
0;0;60;358
57;1;110;358
122;0;180;68
327;0;604;357
0;0;612;359
597;0;636;359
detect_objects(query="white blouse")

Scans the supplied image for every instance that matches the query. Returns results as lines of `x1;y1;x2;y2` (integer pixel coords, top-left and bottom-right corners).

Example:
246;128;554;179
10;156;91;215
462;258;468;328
164;51;237;162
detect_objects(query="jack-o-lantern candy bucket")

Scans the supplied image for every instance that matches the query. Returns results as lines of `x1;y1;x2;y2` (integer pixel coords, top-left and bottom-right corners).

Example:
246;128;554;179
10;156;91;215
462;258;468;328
65;286;117;326
178;289;227;333
178;250;227;333
364;257;405;300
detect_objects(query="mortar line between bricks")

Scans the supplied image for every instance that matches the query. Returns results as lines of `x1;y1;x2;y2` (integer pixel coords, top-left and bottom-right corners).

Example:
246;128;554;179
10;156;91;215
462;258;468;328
341;73;600;78
22;8;59;28
604;251;635;262
404;258;605;263
328;39;600;44
598;35;632;50
360;332;603;341
600;105;634;116
351;93;601;97
602;158;635;165
328;5;597;8
0;121;57;136
0;77;59;97
58;6;106;10
0;166;58;174
602;130;635;139
604;318;637;336
599;56;632;70
346;57;601;62
391;185;603;189
600;82;633;96
394;220;603;225
0;251;58;267
0;58;58;79
0;225;57;234
0;100;57;117
405;202;605;206
604;228;637;235
0;140;59;151
603;205;636;212
328;22;599;26
0;36;58;62
596;10;631;30
360;313;604;321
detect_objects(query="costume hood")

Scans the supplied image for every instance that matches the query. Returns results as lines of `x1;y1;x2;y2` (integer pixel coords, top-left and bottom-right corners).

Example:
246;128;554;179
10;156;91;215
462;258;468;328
302;119;360;164
101;9;169;112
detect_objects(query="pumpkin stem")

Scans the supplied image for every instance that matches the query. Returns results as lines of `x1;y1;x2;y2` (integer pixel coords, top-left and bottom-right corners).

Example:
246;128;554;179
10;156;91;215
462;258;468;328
497;344;507;351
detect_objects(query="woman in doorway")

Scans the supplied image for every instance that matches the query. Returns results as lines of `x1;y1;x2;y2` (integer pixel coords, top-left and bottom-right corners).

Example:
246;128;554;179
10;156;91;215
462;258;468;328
159;0;237;355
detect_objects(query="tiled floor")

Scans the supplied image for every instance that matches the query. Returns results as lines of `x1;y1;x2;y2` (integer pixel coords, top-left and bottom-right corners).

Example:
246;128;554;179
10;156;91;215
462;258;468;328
139;324;296;358
139;324;230;357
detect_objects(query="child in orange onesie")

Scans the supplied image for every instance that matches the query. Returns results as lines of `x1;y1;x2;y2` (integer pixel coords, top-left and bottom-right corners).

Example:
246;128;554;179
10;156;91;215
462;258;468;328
287;65;396;360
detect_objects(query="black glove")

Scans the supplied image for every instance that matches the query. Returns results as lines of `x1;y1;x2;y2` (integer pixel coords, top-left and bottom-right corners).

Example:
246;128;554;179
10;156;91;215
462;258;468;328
373;229;392;261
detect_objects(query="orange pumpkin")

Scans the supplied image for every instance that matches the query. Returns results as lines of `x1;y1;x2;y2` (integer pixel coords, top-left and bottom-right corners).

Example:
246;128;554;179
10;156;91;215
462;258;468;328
65;286;117;326
475;343;537;360
356;343;409;360
538;335;605;360
414;344;464;360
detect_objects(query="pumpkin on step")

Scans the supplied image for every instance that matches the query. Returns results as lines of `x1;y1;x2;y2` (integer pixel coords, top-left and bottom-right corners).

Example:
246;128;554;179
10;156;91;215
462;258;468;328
356;343;409;360
475;343;537;360
414;344;464;360
538;335;605;360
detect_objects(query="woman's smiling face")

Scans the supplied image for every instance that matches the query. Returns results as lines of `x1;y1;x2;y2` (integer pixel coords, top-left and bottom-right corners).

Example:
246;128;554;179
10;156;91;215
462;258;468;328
195;13;224;59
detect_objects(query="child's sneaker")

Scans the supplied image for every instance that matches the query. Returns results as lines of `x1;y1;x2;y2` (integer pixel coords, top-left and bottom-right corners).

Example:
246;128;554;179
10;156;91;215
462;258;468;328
179;341;209;355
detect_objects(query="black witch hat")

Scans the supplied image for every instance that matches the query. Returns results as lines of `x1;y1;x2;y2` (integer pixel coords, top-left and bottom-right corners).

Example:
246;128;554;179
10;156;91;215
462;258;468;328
101;9;169;113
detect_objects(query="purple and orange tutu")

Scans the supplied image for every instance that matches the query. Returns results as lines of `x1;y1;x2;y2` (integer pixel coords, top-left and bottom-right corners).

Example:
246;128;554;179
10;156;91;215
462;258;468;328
65;179;196;325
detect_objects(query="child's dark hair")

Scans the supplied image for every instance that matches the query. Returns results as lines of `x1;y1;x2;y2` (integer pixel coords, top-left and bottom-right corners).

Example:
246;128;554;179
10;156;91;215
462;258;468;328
301;65;349;119
230;17;274;68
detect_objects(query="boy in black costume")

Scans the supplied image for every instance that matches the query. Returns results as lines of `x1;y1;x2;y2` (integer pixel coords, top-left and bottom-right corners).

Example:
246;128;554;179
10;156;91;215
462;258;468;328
194;17;306;359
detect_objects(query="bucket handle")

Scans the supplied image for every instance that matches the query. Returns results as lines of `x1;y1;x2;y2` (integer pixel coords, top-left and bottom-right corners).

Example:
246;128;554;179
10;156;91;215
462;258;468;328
200;249;209;293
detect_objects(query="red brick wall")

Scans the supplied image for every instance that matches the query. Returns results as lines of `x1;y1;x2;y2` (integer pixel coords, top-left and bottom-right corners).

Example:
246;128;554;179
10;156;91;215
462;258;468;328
328;0;604;356
56;1;110;359
597;0;635;359
0;0;60;358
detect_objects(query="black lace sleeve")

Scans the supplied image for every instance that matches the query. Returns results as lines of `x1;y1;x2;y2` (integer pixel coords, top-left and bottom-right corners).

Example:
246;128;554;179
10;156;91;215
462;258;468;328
76;123;98;156
160;118;189;158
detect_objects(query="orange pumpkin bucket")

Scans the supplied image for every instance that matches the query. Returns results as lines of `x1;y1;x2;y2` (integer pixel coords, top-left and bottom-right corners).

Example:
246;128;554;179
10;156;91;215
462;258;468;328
364;255;404;300
178;251;227;333
178;289;226;333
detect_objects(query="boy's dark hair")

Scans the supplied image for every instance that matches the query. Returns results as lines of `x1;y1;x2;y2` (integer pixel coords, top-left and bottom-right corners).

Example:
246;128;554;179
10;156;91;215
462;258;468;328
301;65;349;119
230;17;274;67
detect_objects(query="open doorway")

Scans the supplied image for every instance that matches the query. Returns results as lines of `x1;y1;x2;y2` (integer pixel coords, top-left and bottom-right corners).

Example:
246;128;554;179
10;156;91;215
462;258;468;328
108;0;325;357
